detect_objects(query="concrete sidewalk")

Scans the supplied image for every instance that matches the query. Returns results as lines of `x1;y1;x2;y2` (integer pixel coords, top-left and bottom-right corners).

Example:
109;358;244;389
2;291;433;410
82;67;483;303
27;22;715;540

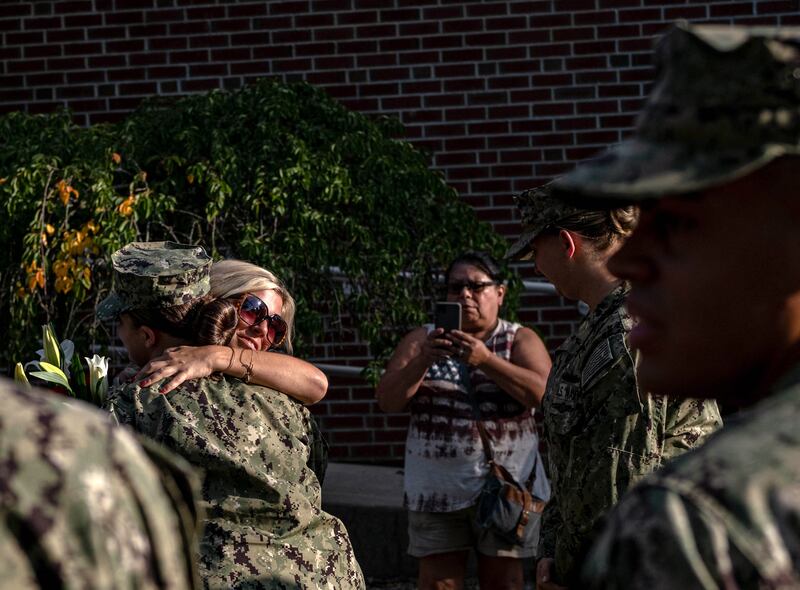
321;462;536;588
322;462;416;580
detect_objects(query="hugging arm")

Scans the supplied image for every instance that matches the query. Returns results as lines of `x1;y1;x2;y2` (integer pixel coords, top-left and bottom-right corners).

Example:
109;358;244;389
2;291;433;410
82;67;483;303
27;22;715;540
136;345;328;405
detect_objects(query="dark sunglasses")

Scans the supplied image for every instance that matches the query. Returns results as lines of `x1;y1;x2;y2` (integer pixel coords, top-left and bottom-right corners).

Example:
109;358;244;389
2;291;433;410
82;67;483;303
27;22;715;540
446;280;498;295
238;293;288;349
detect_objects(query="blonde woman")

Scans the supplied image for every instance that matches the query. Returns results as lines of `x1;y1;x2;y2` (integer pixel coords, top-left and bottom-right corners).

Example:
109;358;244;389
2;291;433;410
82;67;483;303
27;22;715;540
136;259;327;404
101;242;364;588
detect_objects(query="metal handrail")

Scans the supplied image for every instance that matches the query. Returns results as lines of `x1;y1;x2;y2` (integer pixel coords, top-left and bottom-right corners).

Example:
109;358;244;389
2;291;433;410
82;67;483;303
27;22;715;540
521;280;558;295
315;364;367;377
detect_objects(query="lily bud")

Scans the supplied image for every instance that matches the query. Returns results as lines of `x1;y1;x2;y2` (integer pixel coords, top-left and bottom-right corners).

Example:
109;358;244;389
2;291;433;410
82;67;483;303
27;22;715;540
42;324;61;370
14;363;30;387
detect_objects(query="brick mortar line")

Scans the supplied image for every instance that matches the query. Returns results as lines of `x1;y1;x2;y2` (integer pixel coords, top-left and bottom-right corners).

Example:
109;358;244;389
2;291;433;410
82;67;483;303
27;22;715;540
0;99;645;112
6;66;652;83
3;4;796;17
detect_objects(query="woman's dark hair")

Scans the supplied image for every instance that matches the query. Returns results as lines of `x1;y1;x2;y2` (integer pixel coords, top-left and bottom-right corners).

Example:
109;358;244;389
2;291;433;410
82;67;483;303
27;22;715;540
126;296;238;346
444;251;504;285
554;207;638;251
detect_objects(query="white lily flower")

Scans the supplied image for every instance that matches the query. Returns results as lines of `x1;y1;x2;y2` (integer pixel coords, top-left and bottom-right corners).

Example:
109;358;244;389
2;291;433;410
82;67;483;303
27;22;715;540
85;354;110;401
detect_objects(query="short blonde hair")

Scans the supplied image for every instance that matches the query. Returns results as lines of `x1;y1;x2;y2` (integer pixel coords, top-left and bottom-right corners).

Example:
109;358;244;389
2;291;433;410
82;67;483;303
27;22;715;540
210;259;296;353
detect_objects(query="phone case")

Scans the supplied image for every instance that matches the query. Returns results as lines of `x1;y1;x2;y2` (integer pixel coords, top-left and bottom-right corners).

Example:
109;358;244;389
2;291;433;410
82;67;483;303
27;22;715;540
434;302;462;332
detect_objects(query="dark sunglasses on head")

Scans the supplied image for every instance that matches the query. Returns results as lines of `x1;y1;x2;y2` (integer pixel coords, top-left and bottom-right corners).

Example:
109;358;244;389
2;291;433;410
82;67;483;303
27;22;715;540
238;293;288;349
446;280;498;295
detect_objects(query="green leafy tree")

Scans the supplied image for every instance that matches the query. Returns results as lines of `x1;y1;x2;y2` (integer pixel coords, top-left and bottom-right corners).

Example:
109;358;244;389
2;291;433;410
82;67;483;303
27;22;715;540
0;79;517;372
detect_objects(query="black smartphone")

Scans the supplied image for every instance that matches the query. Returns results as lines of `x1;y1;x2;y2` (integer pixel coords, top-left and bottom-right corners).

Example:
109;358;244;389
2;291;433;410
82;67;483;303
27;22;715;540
434;302;462;333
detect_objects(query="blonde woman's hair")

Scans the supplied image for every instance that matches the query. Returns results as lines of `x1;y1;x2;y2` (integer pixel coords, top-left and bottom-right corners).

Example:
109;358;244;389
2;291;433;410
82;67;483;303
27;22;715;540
210;259;296;353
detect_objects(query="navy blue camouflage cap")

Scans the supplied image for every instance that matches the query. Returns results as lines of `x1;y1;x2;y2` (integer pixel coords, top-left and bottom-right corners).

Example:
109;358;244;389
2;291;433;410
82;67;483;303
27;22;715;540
553;23;800;202
96;241;212;321
506;181;591;260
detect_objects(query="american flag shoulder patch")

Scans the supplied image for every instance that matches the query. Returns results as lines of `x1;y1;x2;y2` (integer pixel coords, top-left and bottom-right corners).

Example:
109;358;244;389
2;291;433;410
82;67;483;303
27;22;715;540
582;338;614;388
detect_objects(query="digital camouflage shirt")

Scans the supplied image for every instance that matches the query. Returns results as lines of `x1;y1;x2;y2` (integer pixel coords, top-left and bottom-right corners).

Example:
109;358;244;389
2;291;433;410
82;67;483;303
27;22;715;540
540;285;722;586
0;380;201;589
106;374;364;590
582;362;800;589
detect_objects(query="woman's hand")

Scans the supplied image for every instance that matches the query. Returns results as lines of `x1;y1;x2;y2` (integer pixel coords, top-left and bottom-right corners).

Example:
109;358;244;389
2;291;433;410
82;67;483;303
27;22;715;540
136;346;220;394
448;329;492;366
449;326;551;408
421;328;461;364
136;345;328;405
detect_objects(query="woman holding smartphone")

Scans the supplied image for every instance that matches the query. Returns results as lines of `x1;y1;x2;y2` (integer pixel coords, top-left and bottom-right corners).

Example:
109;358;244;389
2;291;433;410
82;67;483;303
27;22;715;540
377;251;552;590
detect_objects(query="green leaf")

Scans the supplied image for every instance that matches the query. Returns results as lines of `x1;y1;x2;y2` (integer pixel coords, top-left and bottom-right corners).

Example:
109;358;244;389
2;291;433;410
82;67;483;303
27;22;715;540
30;361;73;394
70;354;89;400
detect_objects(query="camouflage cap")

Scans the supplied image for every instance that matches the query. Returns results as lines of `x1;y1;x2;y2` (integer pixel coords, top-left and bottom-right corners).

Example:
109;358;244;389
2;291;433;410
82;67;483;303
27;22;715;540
506;181;589;260
96;241;211;321
553;23;800;202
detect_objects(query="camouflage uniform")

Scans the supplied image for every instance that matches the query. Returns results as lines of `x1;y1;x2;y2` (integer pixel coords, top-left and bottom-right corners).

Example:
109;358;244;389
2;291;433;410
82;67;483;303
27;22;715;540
539;284;721;586
0;379;201;589
582;364;800;589
543;24;800;588
551;25;800;201
106;377;364;590
99;241;364;589
506;176;723;586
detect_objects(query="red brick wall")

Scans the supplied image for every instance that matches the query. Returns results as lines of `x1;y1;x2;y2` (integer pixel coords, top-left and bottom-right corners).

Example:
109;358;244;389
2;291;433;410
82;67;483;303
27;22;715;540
2;0;798;462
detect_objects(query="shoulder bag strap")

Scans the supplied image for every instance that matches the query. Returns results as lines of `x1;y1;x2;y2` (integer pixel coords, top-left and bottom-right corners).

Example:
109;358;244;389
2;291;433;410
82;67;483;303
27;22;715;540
524;443;538;490
459;361;495;464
